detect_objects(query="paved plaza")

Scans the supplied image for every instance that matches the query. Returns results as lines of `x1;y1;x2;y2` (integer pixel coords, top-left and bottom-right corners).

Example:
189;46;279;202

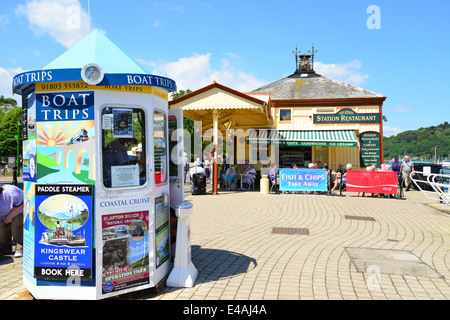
1;181;449;300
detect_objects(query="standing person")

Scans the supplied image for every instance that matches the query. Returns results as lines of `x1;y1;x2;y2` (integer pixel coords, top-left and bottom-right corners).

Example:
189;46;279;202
204;158;211;183
331;164;347;192
0;184;23;258
400;156;415;191
391;156;402;175
183;152;189;184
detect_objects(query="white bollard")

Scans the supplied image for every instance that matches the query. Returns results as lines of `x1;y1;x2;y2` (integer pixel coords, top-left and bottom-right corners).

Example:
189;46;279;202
166;201;198;287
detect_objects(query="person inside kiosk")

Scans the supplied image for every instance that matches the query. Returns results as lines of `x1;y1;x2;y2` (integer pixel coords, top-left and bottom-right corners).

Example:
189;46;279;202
102;107;147;188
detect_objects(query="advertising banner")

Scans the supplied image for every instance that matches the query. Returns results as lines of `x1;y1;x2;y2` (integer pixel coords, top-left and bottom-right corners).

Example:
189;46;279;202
101;210;150;295
279;169;328;192
34;184;94;281
23;182;36;282
346;170;398;194
155;194;170;268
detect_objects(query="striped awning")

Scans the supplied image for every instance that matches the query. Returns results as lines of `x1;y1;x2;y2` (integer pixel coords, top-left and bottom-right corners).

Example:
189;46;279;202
248;129;358;147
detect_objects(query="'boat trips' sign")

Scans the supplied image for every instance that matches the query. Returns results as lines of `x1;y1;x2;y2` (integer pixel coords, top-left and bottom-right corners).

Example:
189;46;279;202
313;108;380;124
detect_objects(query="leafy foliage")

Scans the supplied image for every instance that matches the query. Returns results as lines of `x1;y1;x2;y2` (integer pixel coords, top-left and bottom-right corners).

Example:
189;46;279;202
0;107;22;156
384;122;450;160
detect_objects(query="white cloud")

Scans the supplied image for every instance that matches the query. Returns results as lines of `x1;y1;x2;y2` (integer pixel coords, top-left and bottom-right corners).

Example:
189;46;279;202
16;0;90;48
170;6;185;14
392;105;413;113
150;53;267;92
0;66;25;102
383;126;404;137
0;15;9;26
314;59;370;85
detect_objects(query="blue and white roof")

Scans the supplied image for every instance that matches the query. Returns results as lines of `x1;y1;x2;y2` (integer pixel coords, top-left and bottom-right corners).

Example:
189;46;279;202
13;29;176;94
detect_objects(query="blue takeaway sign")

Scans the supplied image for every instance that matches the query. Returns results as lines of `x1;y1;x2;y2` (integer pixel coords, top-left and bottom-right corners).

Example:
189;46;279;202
279;169;328;192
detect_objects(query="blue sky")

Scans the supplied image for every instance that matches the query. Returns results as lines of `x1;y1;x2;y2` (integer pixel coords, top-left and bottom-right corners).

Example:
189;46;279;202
1;0;449;136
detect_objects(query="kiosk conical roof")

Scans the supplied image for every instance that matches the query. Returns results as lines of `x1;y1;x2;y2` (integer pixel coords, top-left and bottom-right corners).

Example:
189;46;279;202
44;29;147;74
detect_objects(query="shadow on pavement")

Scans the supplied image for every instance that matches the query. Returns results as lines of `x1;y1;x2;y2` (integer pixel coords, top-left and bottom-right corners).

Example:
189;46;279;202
115;245;257;300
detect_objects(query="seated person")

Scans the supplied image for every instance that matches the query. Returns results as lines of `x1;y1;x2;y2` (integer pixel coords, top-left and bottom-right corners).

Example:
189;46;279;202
103;137;139;187
331;163;347;192
269;163;278;181
225;165;238;190
242;164;256;188
261;165;270;176
190;161;206;181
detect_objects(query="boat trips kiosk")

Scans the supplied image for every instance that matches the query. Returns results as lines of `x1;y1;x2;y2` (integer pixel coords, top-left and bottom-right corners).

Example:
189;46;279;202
13;31;191;299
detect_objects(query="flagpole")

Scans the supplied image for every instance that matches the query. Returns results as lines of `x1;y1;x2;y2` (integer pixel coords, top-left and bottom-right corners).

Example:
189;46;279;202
88;0;91;33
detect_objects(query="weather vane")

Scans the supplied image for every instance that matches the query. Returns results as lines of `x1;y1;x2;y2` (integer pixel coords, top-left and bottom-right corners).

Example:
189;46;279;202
292;44;300;72
308;43;318;71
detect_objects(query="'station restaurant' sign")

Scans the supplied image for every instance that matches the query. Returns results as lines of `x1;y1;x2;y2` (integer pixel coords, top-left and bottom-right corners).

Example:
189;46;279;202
313;108;380;124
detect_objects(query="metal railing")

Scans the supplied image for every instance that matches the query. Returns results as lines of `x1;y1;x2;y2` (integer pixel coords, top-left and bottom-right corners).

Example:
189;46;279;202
411;171;450;205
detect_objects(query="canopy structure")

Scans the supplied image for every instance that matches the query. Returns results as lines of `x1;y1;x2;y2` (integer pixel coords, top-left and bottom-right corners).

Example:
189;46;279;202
169;82;271;194
169;82;271;132
248;129;358;147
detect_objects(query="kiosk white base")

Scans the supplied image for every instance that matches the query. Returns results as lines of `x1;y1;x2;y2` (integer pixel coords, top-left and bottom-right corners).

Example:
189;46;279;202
166;202;198;287
166;263;198;288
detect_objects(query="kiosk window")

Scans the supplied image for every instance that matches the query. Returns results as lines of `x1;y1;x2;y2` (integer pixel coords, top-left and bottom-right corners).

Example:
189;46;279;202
154;111;167;184
102;107;146;188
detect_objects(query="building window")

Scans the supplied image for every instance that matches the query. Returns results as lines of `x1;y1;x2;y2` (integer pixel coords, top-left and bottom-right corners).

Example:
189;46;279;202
280;109;292;121
154;111;167;184
102;106;146;188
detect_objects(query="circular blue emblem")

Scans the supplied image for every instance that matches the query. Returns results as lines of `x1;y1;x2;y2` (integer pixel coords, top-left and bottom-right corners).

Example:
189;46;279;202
81;63;104;85
103;281;114;293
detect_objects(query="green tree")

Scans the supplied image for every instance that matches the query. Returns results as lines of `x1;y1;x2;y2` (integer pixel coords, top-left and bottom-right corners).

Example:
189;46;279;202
170;89;195;158
0;95;18;107
384;122;450;160
0;107;22;156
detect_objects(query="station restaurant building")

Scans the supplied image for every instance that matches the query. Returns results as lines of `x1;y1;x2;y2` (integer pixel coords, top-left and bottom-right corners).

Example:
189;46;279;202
169;53;387;174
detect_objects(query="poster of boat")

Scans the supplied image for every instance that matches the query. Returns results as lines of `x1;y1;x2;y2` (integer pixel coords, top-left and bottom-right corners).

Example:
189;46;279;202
23;139;37;182
34;184;93;281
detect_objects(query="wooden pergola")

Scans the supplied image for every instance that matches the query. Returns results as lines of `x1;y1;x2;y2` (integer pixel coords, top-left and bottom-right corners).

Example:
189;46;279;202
169;82;272;194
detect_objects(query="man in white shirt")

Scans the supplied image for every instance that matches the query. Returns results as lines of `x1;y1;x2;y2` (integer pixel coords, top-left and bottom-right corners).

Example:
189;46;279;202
400;155;415;191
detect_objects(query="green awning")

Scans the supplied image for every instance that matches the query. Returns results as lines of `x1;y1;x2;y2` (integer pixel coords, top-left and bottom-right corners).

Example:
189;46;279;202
248;129;358;147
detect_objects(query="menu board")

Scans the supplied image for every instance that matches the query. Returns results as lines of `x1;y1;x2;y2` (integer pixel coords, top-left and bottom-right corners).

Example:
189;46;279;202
168;115;178;177
113;108;133;138
154;111;167;184
360;131;381;167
